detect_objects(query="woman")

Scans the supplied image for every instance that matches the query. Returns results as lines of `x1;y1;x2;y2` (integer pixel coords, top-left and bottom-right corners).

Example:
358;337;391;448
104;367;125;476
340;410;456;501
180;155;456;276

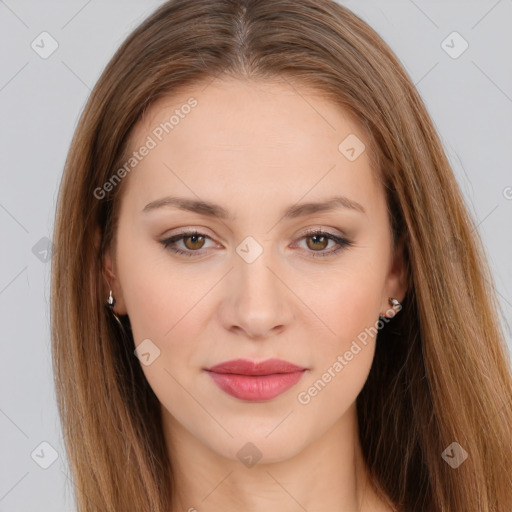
51;0;512;511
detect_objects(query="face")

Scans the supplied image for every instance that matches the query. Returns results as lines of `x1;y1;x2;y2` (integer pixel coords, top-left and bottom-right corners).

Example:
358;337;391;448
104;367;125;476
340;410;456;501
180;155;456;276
103;77;406;463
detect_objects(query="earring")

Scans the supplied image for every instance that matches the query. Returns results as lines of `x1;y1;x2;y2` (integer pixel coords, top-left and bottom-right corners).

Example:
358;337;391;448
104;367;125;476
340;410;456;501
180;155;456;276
106;290;115;308
105;290;124;328
388;297;401;310
379;297;402;320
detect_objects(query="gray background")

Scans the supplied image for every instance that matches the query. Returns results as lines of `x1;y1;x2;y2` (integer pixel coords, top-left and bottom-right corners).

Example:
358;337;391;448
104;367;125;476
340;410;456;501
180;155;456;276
1;1;511;510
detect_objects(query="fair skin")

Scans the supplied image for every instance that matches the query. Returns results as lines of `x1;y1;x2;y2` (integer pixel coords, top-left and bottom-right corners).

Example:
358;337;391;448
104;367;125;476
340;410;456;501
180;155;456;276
104;77;406;512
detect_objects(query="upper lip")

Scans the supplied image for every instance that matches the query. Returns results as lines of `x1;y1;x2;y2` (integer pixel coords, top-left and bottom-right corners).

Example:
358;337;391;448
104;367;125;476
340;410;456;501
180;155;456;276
205;358;306;376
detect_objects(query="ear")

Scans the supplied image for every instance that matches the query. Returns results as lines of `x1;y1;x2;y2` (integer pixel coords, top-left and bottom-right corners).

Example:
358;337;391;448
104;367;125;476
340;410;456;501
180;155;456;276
95;225;128;315
380;232;408;318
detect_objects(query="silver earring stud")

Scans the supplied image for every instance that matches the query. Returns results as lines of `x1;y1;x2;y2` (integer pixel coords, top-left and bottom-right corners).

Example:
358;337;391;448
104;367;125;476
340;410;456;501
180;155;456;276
105;289;125;329
106;290;115;307
388;297;401;309
379;297;402;320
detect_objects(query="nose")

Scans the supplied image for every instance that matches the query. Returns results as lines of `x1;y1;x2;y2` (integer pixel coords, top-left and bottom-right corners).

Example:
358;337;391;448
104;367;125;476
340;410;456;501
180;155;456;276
218;245;295;340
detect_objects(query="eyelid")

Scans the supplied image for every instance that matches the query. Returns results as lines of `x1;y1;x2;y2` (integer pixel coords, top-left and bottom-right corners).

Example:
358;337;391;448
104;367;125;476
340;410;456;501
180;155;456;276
299;226;348;240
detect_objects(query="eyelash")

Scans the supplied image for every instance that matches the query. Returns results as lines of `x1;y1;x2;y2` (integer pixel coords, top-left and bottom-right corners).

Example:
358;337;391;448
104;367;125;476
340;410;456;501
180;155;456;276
160;229;353;258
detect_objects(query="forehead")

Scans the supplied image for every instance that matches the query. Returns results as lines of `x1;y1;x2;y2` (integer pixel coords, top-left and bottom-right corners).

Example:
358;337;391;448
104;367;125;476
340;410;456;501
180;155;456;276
120;77;382;211
133;77;366;150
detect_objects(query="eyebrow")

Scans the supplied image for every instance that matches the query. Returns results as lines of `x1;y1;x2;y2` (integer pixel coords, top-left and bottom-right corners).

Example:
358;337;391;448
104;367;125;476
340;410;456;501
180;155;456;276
142;195;366;219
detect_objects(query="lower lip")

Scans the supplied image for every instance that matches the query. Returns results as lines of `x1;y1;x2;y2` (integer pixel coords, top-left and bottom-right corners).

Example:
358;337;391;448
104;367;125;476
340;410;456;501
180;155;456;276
206;370;306;402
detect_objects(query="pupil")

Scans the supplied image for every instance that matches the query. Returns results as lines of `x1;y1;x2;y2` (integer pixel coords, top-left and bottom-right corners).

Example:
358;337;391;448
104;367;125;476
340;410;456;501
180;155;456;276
310;235;326;250
186;235;204;249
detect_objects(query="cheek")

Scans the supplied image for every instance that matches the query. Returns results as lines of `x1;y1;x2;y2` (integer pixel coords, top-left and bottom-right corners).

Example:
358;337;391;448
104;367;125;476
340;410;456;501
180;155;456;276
302;265;383;350
115;229;194;341
115;233;214;408
295;277;381;415
293;266;383;410
295;340;375;432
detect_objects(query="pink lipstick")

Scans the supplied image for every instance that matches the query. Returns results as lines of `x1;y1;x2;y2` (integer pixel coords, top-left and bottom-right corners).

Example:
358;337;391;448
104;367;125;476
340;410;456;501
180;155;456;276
205;358;307;402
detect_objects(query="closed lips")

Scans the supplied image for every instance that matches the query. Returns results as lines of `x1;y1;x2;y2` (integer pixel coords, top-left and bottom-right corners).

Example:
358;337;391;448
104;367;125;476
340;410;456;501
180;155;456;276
204;358;308;402
205;358;307;375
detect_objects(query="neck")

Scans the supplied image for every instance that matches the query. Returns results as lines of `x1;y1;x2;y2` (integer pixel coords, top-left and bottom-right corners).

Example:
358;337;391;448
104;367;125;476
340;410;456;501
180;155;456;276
161;402;389;512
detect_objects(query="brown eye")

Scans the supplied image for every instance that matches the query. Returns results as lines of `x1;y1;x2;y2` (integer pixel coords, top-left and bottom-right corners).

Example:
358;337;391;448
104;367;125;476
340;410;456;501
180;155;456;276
160;230;214;257
305;234;329;251
295;229;353;258
161;229;352;259
183;234;206;250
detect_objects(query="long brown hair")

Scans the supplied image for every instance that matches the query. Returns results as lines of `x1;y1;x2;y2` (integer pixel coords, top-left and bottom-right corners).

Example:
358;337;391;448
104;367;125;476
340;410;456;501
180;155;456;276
51;1;512;510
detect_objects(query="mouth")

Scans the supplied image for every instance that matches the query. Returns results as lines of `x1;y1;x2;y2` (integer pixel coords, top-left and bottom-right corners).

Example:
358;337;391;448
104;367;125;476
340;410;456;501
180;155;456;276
204;358;308;402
